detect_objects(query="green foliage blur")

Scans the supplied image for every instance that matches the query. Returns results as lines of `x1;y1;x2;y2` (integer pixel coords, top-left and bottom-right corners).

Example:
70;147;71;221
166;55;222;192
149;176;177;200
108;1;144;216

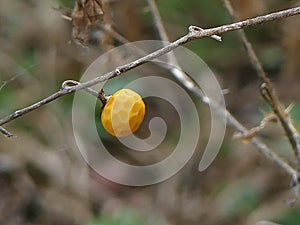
85;210;161;225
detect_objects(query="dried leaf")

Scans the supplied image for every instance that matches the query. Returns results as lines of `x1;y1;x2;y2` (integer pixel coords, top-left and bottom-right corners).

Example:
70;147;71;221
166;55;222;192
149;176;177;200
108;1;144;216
71;0;111;47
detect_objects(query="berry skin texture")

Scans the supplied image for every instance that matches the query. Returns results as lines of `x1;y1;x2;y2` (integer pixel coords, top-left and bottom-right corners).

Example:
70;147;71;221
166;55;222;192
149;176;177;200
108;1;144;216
101;89;145;137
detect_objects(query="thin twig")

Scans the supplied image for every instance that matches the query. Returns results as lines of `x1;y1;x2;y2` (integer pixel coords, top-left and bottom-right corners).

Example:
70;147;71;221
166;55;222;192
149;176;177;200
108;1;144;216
100;24;130;44
233;112;277;140
61;80;99;98
147;0;222;42
0;74;21;92
146;0;169;42
226;110;298;177
185;83;298;177
146;0;202;93
223;0;300;169
0;54;37;92
0;126;13;137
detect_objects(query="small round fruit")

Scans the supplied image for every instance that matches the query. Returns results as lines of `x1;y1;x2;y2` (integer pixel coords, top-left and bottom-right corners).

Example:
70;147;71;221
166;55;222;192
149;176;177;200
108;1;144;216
101;89;145;137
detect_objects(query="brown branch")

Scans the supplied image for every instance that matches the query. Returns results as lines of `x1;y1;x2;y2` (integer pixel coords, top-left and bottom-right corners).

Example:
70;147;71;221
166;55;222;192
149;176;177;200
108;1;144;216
187;84;298;177
233;112;277;140
223;0;300;169
225;110;298;177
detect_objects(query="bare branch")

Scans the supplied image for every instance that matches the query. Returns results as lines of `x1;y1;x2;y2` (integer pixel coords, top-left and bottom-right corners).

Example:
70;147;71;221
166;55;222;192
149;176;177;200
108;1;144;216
223;0;300;169
0;126;13;137
147;0;222;43
100;24;130;44
190;6;300;39
0;74;21;91
225;110;298;177
146;0;202;97
147;1;299;179
0;6;299;123
0;7;299;126
0;58;35;92
182;82;298;177
233;112;277;140
61;80;99;98
146;0;169;42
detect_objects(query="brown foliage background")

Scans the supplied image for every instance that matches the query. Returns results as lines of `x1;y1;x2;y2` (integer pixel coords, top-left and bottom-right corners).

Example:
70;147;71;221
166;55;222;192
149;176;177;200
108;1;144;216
0;0;299;224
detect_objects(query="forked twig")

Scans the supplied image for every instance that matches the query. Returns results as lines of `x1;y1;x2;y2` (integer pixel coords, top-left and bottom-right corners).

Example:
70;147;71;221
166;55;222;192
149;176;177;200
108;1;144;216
233;112;277;141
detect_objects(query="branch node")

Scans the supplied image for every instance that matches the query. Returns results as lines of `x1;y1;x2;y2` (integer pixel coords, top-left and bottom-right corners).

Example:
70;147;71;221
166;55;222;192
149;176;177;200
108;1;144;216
233;112;277;142
115;68;121;75
98;89;111;107
188;25;202;33
61;80;80;90
188;25;222;42
61;80;100;99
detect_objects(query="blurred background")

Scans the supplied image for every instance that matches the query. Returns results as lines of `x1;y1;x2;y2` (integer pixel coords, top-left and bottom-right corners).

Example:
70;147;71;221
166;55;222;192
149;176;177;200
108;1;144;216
0;0;300;224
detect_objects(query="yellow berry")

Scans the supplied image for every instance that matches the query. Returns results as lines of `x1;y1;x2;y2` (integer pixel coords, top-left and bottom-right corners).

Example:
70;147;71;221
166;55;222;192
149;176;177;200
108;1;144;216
101;89;145;137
